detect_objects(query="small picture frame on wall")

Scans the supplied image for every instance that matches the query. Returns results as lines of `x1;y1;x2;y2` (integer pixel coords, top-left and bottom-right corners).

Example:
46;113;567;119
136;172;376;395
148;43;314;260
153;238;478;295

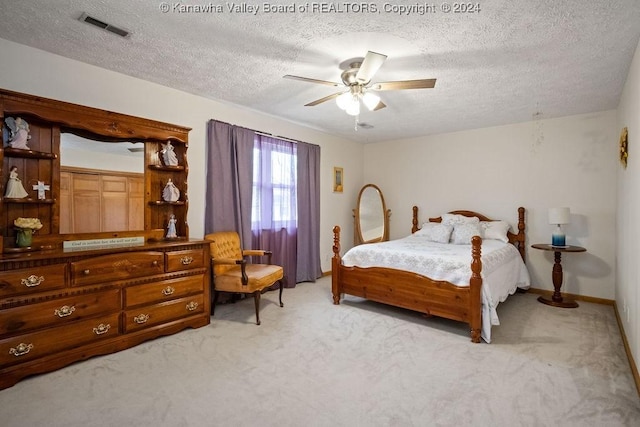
333;167;343;193
620;127;628;169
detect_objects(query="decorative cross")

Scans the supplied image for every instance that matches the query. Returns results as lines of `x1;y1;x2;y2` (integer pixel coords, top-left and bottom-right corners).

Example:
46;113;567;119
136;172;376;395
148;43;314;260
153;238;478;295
32;181;50;200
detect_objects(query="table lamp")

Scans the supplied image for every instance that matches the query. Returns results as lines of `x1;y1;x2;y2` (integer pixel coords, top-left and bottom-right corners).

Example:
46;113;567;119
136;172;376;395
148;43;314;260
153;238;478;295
548;207;570;247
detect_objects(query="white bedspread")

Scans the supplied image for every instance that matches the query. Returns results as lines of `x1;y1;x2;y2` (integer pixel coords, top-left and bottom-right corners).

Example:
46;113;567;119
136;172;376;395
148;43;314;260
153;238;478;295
341;235;531;343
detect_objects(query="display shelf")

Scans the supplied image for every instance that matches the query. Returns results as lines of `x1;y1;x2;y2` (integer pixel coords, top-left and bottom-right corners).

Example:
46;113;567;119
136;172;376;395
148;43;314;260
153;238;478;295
148;200;186;206
4;148;58;159
147;236;188;242
3;198;55;204
3;246;40;253
148;164;185;171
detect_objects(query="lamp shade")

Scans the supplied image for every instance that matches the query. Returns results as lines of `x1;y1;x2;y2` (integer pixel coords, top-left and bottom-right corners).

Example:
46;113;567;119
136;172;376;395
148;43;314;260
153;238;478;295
548;207;570;225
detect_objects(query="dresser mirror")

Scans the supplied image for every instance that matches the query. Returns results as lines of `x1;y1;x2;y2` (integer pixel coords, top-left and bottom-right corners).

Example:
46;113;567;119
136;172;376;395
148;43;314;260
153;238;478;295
59;133;145;234
353;183;390;245
61;132;144;173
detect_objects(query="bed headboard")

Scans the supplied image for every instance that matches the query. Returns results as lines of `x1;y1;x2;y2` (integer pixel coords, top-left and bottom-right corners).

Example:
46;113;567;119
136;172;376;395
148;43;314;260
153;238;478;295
411;206;527;263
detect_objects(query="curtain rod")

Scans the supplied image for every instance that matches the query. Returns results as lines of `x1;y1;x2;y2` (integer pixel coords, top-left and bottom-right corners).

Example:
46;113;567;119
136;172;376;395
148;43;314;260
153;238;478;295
255;131;308;145
209;119;318;147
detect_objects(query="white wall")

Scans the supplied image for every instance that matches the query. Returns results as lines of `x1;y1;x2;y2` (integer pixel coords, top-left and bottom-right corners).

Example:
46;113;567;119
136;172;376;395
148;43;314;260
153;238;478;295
617;39;640;371
363;111;618;300
0;38;364;273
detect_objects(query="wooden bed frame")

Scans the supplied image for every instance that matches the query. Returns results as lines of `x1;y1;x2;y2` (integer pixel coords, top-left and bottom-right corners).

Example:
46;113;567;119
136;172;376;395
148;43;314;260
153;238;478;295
331;206;526;343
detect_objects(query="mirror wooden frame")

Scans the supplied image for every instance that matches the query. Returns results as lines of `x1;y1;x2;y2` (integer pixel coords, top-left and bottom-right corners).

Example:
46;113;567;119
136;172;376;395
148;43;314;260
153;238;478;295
0;88;191;252
353;183;391;245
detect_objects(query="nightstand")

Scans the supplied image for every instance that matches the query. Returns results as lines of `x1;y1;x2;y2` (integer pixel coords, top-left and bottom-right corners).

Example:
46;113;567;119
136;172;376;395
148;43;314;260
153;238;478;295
531;244;586;308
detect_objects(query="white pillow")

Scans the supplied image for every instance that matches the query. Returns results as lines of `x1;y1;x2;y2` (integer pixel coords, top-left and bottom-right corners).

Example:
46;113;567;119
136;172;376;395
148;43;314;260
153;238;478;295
451;222;482;245
480;221;511;243
414;223;453;243
441;213;480;226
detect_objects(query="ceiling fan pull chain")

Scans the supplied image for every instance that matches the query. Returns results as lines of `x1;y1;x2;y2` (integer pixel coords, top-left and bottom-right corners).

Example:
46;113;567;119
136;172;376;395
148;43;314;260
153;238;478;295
354;115;359;131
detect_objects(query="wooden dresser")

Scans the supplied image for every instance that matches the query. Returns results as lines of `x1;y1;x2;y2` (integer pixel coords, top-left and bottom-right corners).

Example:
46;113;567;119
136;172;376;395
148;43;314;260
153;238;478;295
0;240;210;389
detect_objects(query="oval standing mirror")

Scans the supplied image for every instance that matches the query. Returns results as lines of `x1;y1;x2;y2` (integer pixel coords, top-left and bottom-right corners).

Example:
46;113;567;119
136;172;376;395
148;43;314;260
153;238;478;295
353;184;391;245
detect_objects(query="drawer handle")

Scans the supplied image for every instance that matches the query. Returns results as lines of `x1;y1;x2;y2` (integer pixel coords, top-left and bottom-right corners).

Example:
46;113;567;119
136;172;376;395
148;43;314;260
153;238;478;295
54;305;76;318
162;286;175;296
134;314;150;324
9;343;34;357
21;275;45;288
92;323;111;335
83;269;90;275
186;301;199;311
152;260;159;267
181;256;194;265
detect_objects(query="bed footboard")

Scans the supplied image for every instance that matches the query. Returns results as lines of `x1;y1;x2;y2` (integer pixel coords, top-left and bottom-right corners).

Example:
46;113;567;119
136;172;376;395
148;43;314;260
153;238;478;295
331;225;483;343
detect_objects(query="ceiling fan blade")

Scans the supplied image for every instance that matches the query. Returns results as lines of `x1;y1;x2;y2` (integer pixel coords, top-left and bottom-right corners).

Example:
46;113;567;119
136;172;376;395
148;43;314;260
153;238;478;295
355;51;387;83
371;79;437;91
284;75;341;87
304;91;345;106
373;100;386;111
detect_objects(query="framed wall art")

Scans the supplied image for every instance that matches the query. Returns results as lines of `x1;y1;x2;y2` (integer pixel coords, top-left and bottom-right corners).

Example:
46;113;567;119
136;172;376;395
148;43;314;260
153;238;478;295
333;167;343;193
620;127;628;169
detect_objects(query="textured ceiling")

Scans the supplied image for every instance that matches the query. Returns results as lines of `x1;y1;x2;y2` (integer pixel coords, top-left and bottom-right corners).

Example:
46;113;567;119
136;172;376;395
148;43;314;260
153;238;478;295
1;0;639;143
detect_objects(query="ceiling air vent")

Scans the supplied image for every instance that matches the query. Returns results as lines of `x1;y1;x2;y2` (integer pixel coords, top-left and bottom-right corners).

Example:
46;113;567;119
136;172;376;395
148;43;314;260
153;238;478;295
358;122;374;130
79;13;130;38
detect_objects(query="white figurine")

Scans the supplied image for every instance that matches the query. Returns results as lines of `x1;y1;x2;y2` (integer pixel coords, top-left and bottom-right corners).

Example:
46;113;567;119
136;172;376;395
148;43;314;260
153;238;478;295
166;214;177;238
4;117;31;150
5;166;29;198
161;141;179;166
162;179;180;202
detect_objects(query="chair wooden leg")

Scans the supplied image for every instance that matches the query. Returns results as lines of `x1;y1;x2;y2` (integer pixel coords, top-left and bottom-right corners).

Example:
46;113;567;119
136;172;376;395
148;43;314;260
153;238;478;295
211;290;220;316
278;280;284;308
253;291;261;325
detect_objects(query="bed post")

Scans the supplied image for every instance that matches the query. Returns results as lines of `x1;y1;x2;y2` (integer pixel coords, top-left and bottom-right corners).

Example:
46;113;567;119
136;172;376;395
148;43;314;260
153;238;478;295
332;226;342;305
412;206;419;233
517;207;526;263
470;235;482;343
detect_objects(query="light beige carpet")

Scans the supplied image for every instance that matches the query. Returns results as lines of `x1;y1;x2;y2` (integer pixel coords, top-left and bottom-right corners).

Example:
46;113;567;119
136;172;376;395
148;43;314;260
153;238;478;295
0;276;638;426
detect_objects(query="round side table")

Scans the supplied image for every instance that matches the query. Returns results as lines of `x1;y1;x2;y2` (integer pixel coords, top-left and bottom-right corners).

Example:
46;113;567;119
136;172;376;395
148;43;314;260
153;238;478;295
531;244;586;308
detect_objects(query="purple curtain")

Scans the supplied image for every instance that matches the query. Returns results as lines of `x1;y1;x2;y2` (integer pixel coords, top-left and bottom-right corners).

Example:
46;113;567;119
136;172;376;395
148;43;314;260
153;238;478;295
251;135;297;287
205;120;254;249
206;120;321;287
296;142;322;282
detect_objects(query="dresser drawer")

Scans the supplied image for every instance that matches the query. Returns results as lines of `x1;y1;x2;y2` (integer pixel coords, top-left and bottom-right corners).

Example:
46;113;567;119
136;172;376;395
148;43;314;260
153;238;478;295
0;313;120;367
0;289;120;336
71;252;164;286
123;294;204;333
0;264;67;299
165;249;205;272
124;274;205;308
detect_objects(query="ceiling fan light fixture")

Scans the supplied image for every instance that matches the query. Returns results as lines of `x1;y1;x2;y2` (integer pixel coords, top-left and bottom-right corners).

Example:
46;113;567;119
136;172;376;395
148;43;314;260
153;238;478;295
336;92;351;110
346;98;360;116
362;91;381;111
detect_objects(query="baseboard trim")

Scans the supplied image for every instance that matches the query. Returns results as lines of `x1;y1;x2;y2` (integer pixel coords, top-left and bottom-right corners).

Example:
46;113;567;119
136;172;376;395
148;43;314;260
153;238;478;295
527;287;614;306
321;270;331;277
613;302;640;397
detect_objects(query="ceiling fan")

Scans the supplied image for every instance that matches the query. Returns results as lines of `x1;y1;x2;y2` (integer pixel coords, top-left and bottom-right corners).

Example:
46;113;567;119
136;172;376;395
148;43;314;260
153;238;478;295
284;51;436;116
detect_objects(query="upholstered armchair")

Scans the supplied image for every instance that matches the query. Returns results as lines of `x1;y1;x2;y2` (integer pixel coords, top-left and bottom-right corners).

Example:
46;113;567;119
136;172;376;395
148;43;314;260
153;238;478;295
205;231;284;325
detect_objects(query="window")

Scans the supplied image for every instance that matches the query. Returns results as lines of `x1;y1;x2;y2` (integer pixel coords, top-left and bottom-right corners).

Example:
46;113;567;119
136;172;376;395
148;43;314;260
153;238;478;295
251;137;297;229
